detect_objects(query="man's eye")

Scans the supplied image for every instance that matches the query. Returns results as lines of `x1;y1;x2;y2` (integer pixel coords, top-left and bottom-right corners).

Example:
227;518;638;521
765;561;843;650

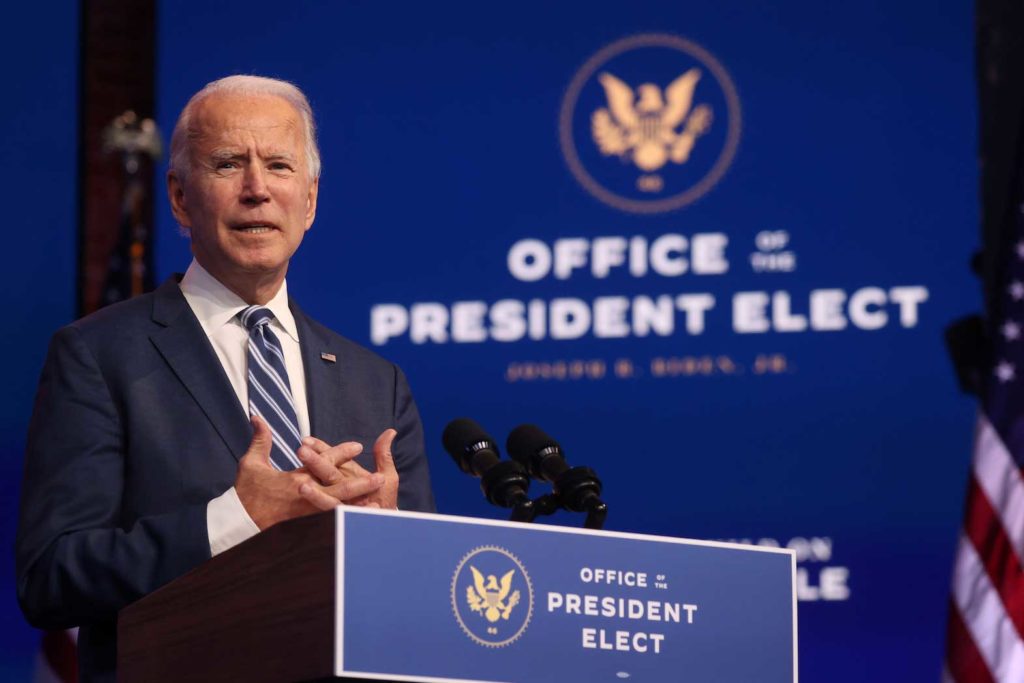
216;161;237;170
270;163;293;171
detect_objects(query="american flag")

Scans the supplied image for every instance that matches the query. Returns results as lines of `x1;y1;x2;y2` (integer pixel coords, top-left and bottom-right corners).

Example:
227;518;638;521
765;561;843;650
945;197;1024;681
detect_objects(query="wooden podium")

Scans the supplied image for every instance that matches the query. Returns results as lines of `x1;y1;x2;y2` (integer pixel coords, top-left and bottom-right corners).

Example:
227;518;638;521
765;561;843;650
118;507;797;683
119;511;343;682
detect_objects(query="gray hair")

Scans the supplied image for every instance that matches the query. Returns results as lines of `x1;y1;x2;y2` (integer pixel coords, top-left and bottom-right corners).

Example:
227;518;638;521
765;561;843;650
168;75;321;181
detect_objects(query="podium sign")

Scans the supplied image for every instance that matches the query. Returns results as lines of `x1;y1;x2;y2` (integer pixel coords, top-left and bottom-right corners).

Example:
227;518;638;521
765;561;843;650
336;508;797;683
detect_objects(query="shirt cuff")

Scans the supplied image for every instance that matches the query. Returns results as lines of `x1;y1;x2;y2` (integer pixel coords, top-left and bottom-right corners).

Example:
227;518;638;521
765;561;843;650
207;486;261;556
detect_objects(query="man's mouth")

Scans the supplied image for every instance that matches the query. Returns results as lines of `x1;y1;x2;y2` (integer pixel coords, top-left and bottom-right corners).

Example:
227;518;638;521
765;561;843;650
232;222;278;234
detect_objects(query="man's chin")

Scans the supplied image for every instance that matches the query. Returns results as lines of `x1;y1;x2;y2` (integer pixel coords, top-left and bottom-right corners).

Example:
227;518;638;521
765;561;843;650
226;246;291;273
200;256;289;282
234;260;289;277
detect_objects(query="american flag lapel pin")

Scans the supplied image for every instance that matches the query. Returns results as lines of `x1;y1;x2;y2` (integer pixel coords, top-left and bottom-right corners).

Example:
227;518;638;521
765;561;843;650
321;352;337;363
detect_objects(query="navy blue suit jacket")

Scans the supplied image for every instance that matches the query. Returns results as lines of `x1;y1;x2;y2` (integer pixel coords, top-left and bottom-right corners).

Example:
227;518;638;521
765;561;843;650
15;277;435;682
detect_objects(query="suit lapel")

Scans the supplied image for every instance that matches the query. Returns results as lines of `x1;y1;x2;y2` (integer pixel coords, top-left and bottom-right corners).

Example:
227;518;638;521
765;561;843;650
149;277;251;462
293;300;347;441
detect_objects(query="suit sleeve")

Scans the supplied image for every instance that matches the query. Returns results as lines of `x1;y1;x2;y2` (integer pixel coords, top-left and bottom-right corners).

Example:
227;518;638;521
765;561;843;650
15;325;211;629
392;365;436;513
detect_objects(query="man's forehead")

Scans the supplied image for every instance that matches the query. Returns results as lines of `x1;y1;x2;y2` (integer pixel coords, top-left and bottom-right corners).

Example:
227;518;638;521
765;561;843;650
190;92;301;136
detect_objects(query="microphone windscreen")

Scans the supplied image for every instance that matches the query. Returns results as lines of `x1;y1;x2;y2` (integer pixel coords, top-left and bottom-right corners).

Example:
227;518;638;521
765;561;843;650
506;424;559;465
442;417;493;456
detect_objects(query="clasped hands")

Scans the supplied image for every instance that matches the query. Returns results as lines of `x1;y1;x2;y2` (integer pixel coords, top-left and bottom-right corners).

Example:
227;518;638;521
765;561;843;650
235;415;399;530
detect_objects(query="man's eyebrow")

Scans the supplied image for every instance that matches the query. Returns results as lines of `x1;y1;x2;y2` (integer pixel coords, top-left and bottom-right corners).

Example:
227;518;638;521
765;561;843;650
263;152;298;162
208;149;246;162
205;150;298;165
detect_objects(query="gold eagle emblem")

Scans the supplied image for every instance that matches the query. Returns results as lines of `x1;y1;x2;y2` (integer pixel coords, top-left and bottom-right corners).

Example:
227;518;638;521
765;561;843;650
591;69;713;172
466;566;521;623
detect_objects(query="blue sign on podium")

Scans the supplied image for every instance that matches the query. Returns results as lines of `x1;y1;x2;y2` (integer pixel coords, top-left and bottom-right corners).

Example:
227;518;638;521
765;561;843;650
334;508;797;683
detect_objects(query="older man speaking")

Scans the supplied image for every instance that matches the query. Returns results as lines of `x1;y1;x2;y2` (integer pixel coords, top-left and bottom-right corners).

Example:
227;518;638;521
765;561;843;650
15;75;435;682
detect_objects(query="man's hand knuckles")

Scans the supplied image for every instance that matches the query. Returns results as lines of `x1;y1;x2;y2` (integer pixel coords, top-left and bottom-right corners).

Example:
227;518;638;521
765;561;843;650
328;445;362;465
317;470;343;486
291;471;316;487
328;478;380;501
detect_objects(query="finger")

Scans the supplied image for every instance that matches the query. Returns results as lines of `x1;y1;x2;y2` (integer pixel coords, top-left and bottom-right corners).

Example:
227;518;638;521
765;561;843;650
324;472;385;503
298;482;343;511
300;437;364;467
298;440;364;473
339;460;370;476
305;441;363;466
373;429;398;475
297;446;347;485
325;441;364;467
300;436;331;453
243;415;274;468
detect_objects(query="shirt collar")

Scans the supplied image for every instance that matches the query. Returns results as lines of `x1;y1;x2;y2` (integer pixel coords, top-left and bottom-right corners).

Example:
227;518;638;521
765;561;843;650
179;259;300;343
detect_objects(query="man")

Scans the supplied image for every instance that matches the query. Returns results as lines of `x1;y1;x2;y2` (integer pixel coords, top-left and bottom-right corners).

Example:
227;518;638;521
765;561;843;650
15;75;435;682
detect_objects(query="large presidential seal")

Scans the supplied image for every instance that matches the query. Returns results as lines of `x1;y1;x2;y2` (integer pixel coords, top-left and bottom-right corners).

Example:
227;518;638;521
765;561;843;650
560;33;742;214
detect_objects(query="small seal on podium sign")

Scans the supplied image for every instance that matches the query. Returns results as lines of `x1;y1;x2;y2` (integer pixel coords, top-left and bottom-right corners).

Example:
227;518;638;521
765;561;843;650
451;545;534;647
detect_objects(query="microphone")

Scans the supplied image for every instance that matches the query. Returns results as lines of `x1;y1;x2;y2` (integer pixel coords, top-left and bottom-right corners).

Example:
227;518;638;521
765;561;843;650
442;418;532;513
506;424;607;528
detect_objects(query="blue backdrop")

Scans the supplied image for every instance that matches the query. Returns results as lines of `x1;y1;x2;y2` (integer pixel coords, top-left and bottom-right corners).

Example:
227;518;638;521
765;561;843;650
0;1;978;681
152;2;978;681
0;4;79;680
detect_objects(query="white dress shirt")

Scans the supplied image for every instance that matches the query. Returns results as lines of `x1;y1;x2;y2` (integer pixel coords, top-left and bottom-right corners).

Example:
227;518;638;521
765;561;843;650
179;259;310;556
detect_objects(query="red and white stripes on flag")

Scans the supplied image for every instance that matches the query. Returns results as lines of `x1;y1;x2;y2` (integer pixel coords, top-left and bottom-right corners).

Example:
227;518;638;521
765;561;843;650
944;162;1024;679
946;415;1024;681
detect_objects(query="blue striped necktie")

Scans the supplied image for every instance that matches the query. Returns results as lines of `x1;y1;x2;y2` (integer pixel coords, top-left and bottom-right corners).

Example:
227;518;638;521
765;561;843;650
241;306;302;471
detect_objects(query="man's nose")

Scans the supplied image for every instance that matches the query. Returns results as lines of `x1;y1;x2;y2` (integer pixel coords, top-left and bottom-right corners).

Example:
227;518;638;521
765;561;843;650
241;165;270;204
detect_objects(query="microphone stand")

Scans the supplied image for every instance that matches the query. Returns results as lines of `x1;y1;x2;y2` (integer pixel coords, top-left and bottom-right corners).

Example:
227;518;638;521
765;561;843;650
477;460;535;523
517;487;608;530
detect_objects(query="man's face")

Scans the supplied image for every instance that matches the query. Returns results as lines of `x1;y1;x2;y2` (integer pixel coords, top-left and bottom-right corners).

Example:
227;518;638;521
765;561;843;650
168;92;318;294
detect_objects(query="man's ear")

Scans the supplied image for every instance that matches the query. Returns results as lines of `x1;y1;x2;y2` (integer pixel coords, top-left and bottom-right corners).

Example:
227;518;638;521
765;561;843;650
304;176;319;231
168;171;191;231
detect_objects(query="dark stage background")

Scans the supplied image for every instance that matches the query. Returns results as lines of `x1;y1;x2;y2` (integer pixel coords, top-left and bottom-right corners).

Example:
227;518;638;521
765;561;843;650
2;1;980;680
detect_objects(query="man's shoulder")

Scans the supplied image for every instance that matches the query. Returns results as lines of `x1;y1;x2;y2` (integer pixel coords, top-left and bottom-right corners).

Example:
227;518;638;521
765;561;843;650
54;279;185;354
65;287;165;339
